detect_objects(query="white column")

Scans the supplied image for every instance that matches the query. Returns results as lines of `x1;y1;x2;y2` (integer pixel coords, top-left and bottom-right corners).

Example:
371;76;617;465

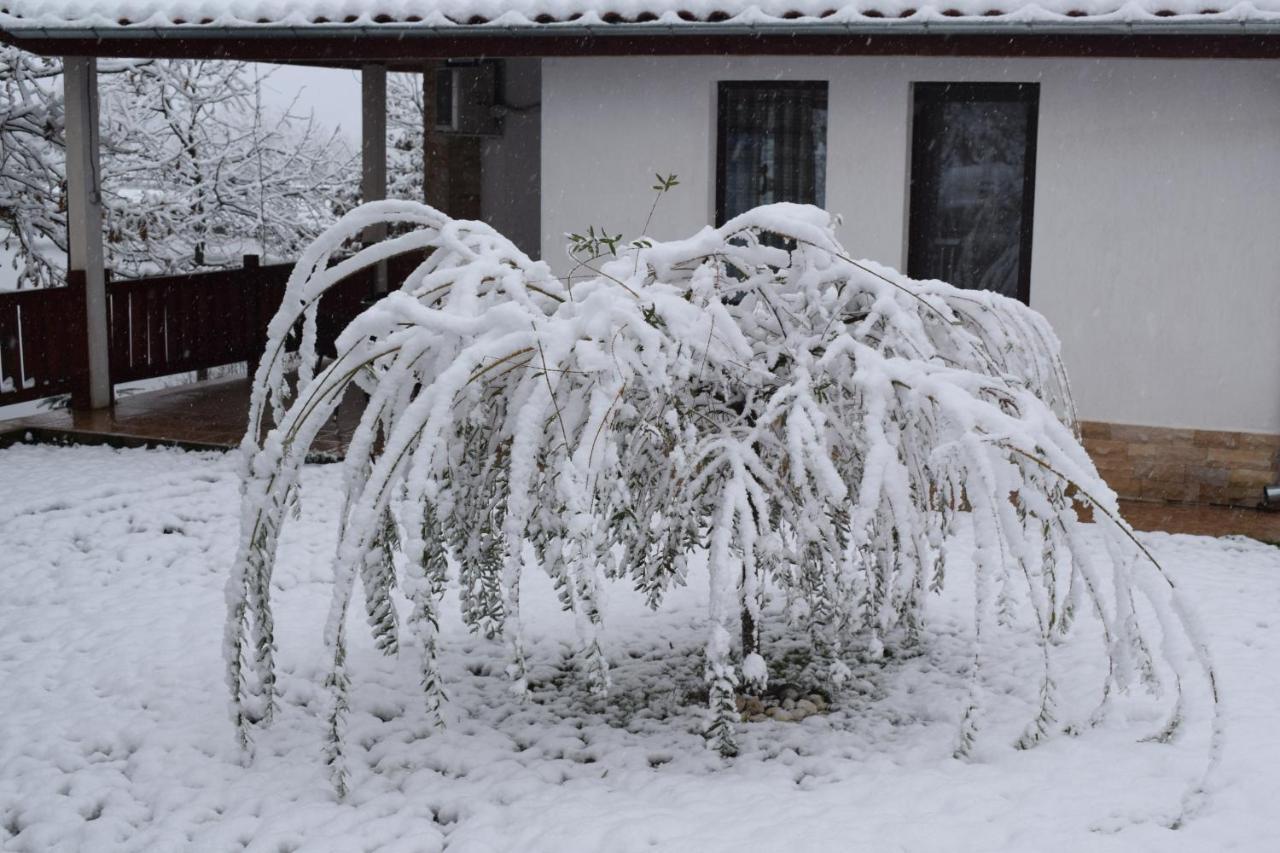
63;57;111;409
361;64;389;294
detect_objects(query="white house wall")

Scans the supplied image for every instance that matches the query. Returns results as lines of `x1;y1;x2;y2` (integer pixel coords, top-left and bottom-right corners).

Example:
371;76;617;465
541;56;1280;435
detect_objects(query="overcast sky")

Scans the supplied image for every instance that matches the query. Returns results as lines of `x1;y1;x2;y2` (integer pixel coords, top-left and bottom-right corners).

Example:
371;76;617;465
258;64;363;145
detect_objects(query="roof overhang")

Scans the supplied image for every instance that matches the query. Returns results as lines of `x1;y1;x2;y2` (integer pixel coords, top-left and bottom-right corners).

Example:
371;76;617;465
4;19;1280;65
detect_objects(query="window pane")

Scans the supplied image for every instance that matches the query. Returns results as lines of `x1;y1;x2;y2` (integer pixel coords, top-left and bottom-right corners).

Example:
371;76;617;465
909;84;1038;302
717;83;828;224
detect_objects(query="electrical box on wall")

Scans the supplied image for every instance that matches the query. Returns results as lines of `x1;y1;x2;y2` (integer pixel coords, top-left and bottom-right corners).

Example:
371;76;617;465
434;61;502;136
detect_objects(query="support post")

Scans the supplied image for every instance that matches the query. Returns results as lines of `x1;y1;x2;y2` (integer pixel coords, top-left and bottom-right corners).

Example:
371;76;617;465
242;254;264;377
423;65;432;209
361;64;389;295
63;57;111;410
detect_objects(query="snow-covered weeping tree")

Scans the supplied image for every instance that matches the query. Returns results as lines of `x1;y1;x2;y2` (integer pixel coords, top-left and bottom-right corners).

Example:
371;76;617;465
227;199;1218;799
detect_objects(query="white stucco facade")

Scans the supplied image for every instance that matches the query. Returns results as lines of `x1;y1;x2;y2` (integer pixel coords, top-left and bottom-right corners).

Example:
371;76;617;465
540;55;1280;435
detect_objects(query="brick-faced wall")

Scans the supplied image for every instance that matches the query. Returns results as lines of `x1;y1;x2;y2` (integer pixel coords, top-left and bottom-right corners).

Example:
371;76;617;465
1082;421;1280;507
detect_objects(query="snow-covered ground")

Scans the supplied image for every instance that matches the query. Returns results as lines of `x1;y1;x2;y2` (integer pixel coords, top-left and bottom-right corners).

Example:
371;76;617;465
0;443;1276;852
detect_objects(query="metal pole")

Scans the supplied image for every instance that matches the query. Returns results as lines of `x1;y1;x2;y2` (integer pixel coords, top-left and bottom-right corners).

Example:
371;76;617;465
361;63;389;294
63;57;111;409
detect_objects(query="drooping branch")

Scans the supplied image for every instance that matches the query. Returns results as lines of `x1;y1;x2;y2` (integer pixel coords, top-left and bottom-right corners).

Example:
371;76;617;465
228;200;1218;816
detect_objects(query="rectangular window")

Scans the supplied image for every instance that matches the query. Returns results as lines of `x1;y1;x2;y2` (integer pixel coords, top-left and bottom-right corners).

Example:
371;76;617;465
908;82;1039;303
716;81;828;225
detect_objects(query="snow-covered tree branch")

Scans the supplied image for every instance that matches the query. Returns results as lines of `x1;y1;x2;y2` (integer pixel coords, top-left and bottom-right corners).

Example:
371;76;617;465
387;72;425;205
227;200;1218;805
0;48;356;287
1;49;69;288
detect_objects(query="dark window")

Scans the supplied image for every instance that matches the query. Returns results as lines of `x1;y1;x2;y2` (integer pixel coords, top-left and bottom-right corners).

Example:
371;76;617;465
908;83;1039;303
716;82;828;225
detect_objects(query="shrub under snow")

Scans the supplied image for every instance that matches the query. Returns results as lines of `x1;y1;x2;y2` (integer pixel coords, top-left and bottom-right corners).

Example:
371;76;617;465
227;200;1217;803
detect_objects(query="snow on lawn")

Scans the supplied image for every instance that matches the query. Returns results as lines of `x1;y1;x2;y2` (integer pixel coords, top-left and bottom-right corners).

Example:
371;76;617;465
0;444;1277;852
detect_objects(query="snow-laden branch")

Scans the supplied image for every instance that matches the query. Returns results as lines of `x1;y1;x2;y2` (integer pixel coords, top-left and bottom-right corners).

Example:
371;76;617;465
228;201;1217;814
1;48;355;287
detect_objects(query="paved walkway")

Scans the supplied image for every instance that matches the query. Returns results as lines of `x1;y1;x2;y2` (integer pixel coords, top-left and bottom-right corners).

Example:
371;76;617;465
1;378;1277;543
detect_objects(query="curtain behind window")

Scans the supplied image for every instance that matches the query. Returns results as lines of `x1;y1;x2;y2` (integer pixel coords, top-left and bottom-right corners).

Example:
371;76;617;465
908;83;1039;303
717;82;828;224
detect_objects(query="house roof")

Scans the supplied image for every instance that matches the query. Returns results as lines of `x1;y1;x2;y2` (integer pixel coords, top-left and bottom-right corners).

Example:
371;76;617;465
3;0;1279;65
3;0;1279;32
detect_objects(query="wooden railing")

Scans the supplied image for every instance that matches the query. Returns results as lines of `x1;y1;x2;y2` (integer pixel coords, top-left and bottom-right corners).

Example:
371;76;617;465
0;281;86;406
0;251;425;410
106;259;290;384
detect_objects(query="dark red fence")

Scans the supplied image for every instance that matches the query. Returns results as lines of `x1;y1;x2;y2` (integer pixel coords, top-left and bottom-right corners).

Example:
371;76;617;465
106;259;290;383
0;250;425;409
0;281;86;405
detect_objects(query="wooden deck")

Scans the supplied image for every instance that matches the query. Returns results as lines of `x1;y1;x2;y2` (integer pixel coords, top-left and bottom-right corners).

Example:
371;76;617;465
0;378;1276;543
0;375;363;459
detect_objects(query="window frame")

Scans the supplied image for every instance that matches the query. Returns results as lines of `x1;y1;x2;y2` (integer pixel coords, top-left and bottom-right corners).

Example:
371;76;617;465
907;81;1040;305
714;80;830;226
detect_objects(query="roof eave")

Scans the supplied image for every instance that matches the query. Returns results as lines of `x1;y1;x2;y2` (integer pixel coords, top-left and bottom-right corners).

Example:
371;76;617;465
7;18;1280;42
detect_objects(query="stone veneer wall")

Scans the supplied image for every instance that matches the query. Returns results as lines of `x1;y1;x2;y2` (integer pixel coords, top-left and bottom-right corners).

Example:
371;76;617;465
1082;421;1280;507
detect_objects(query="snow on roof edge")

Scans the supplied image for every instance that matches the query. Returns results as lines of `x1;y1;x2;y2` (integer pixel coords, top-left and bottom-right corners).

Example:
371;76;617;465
3;1;1280;35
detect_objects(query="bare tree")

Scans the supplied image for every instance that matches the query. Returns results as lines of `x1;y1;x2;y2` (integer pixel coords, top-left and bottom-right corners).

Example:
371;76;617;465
387;72;426;204
1;49;68;288
0;48;357;287
102;59;356;274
